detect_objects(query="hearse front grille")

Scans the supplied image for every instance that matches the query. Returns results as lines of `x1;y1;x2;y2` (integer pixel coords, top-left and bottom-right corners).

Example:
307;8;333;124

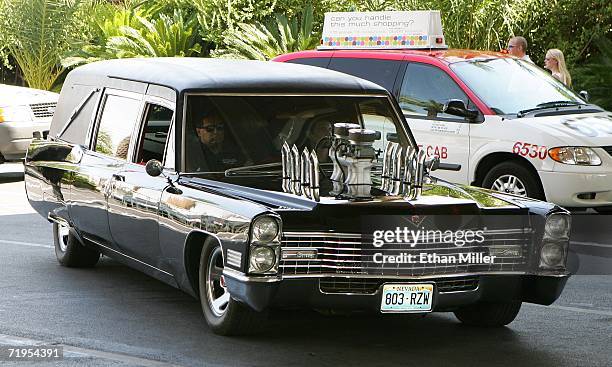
602;146;612;157
280;229;531;277
29;102;57;118
319;276;479;295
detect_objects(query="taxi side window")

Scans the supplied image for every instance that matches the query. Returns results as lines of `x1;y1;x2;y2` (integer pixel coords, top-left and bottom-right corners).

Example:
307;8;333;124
286;57;331;68
93;93;141;159
327;58;402;91
399;63;471;121
135;104;173;164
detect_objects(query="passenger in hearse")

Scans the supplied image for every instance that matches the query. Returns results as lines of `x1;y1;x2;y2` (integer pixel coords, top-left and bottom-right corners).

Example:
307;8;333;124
192;111;245;172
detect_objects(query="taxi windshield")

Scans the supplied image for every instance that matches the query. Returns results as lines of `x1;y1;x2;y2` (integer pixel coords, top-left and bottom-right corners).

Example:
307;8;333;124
450;58;584;115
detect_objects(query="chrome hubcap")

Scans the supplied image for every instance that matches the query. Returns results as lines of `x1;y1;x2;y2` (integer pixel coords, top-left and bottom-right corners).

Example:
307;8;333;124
491;175;527;196
57;223;70;252
206;247;229;317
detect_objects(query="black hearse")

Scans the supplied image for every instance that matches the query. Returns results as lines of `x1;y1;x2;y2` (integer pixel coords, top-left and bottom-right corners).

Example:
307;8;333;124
25;58;570;335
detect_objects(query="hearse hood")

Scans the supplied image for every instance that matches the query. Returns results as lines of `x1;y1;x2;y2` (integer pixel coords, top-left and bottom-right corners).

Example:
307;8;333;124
179;175;550;220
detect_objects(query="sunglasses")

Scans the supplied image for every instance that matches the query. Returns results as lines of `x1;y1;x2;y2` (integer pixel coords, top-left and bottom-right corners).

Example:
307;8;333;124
196;124;225;133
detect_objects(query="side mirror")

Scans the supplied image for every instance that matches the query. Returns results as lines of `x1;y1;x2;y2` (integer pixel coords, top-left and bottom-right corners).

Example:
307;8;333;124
443;99;480;121
579;90;589;102
145;159;163;177
386;132;399;143
425;155;462;173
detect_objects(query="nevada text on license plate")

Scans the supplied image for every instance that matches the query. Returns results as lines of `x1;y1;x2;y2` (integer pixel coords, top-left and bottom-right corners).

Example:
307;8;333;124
380;283;434;313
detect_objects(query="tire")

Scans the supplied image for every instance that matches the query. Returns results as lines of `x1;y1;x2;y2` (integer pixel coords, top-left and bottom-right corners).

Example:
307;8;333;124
53;222;100;267
482;161;545;200
199;238;266;336
454;301;522;327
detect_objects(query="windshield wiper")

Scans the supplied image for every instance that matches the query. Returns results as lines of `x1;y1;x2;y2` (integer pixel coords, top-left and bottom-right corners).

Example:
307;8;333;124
517;101;585;118
224;162;334;177
224;162;282;177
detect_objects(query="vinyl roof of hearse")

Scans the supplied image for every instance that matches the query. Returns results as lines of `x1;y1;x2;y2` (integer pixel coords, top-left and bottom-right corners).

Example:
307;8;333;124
68;57;389;95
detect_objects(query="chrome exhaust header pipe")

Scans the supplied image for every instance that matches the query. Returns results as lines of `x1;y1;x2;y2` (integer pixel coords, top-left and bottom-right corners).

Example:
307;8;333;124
380;141;394;192
301;148;312;199
402;146;416;198
385;142;399;193
290;144;301;195
410;149;427;200
281;142;291;193
310;150;320;202
391;145;403;196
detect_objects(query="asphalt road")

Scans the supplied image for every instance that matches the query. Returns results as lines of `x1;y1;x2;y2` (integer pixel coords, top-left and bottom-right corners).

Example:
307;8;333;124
0;163;610;367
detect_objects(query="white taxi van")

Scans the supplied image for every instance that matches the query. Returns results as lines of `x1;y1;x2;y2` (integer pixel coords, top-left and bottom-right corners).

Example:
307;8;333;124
275;11;612;212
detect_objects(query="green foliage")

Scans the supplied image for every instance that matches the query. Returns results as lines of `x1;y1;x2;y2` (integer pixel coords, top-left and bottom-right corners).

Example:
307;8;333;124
214;5;319;60
107;9;202;58
62;5;201;67
2;0;84;90
523;0;612;66
191;0;277;45
573;37;612;110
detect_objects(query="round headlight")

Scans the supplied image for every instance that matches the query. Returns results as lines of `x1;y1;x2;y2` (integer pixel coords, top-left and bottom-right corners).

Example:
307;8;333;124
545;214;570;239
252;217;279;242
249;246;276;273
540;242;565;267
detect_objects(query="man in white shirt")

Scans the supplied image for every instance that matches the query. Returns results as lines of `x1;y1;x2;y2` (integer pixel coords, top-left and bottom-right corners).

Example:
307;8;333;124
508;36;533;63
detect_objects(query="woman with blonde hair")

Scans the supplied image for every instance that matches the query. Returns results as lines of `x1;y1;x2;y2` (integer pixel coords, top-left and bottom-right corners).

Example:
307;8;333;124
544;49;572;87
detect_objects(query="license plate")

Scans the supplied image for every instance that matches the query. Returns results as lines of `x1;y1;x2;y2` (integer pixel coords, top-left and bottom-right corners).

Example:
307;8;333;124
380;283;434;313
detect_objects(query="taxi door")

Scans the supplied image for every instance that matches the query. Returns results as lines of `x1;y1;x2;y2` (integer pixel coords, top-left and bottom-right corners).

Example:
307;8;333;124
396;61;472;184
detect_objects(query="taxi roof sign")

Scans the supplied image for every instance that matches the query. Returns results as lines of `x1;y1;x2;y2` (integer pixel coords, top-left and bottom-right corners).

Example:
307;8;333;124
319;10;447;50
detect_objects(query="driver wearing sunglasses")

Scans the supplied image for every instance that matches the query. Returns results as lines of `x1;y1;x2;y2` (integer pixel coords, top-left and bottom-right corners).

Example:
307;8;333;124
194;112;244;171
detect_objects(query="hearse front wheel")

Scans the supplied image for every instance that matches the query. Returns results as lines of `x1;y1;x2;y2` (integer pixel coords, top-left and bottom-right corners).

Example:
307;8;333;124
53;222;100;267
454;301;522;327
199;238;265;336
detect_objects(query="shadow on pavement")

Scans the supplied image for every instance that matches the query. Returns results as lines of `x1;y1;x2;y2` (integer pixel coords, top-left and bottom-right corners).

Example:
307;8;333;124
76;260;557;367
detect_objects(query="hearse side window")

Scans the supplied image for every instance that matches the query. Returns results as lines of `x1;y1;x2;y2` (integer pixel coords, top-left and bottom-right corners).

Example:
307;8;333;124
94;94;141;159
285;57;330;68
51;85;99;145
399;63;471;120
327;58;401;91
135;104;173;164
184;95;408;173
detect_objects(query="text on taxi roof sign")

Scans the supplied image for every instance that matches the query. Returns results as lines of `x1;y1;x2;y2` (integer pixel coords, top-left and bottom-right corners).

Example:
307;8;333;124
319;10;447;50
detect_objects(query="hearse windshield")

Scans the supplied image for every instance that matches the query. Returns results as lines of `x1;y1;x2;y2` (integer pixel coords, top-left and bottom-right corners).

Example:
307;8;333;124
450;58;584;115
184;95;408;173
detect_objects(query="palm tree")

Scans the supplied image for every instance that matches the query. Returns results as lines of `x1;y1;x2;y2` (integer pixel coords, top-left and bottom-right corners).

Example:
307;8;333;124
62;6;201;67
214;5;319;61
2;0;83;90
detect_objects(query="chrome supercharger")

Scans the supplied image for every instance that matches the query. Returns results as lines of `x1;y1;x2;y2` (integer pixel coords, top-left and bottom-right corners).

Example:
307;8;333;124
282;122;430;201
330;124;380;198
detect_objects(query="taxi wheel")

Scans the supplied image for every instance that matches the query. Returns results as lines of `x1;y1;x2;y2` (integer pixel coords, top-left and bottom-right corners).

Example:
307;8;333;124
482;162;544;200
199;238;266;336
53;222;100;267
454;301;522;327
